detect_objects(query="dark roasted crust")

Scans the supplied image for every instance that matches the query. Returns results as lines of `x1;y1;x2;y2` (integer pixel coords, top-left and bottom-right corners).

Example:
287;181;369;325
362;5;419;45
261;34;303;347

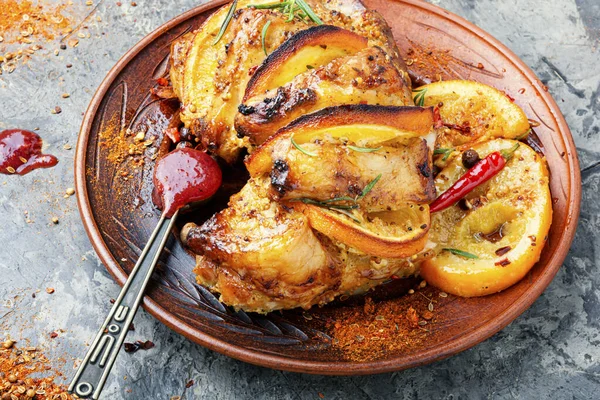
279;104;434;136
243;25;368;101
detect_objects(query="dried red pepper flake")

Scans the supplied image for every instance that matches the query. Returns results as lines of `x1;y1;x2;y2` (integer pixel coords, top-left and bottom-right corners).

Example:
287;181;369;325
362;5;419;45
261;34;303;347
49;331;58;338
156;77;169;86
495;246;512;256
186;380;194;388
165;127;181;143
433;106;443;129
406;307;419;328
495;258;511;267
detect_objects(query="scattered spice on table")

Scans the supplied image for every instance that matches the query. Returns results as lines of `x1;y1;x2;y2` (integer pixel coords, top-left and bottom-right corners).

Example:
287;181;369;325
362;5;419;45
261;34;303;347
0;0;75;73
0;339;74;399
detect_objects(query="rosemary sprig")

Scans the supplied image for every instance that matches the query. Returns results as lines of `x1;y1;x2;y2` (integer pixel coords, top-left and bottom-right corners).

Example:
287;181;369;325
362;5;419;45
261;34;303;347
290;174;381;219
412;88;427;107
333;208;362;224
286;0;296;21
434;147;454;161
247;2;288;9
291;198;358;210
357;174;382;200
291;134;317;157
295;0;322;24
261;20;272;55
443;248;479;259
213;0;238;45
347;145;382;153
321;196;356;203
247;0;322;25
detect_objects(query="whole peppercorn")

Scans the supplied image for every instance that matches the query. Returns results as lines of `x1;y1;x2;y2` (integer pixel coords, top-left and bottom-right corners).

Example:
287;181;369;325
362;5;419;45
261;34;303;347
2;393;11;400
7;374;17;383
462;149;481;169
26;389;36;398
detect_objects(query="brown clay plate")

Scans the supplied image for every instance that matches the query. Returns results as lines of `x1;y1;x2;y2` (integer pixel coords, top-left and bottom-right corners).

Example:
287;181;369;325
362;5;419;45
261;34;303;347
75;0;581;374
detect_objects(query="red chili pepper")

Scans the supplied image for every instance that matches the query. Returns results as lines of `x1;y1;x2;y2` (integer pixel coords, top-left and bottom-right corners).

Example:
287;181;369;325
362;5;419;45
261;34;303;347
429;143;519;213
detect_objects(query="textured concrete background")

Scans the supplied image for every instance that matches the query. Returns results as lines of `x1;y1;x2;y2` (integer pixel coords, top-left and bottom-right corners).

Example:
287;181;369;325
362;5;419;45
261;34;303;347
0;0;598;399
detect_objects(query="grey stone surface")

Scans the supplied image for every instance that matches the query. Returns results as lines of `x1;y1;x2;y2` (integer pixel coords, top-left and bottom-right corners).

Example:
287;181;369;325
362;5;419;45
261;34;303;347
0;0;598;399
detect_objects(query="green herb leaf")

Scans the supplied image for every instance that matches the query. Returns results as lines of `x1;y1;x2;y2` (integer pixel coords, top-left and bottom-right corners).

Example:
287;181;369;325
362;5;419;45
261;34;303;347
295;0;323;24
213;0;238;46
357;174;382;200
247;1;289;9
347;145;382;153
286;0;296;21
247;0;321;24
306;65;314;70
434;147;454;161
261;20;272;56
322;196;356;203
291;134;317;157
332;208;362;224
291;198;358;210
443;248;479;259
412;88;427;107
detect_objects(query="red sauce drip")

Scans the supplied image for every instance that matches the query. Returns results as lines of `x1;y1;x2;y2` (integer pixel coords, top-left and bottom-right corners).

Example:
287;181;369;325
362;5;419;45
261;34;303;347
0;129;58;175
152;148;222;218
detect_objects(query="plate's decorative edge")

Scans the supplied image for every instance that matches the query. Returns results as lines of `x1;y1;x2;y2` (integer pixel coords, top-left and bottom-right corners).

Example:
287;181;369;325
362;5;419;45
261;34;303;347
74;0;582;375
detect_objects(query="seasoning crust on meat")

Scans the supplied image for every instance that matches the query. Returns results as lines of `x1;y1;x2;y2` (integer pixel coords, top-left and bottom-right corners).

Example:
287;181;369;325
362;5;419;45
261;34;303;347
166;0;551;312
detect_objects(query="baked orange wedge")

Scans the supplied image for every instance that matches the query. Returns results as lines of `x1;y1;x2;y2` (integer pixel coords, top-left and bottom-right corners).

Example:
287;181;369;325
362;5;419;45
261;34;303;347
419;139;552;297
415;80;530;149
296;203;430;258
244;25;368;101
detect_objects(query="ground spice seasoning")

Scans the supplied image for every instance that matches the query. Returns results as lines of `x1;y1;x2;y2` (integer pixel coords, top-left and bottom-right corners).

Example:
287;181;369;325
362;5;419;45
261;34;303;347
0;340;74;399
0;0;75;73
313;285;447;362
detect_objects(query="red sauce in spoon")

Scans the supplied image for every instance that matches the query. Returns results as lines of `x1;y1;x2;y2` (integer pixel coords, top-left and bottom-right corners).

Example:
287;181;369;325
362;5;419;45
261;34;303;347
0;129;58;175
152;148;222;218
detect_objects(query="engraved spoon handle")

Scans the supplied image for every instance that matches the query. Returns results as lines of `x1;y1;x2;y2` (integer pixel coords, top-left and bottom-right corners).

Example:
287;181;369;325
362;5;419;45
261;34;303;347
69;211;179;399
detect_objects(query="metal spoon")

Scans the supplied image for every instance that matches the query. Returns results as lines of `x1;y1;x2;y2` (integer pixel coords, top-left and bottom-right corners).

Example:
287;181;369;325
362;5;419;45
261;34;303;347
70;147;221;398
69;210;178;399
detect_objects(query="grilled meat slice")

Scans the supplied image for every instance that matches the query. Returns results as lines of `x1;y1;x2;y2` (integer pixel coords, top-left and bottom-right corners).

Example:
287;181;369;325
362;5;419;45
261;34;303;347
181;177;419;312
265;138;435;209
235;47;414;145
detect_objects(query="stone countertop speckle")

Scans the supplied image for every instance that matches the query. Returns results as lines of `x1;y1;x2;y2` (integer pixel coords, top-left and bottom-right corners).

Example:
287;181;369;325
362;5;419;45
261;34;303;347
0;0;598;399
